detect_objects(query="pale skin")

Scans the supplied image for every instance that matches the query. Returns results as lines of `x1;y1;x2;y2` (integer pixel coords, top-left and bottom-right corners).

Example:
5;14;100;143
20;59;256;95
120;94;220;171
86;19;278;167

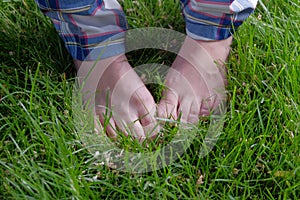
74;36;232;142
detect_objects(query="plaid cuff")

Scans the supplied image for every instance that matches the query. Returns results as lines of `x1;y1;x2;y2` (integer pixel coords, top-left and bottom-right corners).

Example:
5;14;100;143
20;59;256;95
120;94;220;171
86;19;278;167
36;0;128;61
180;0;258;41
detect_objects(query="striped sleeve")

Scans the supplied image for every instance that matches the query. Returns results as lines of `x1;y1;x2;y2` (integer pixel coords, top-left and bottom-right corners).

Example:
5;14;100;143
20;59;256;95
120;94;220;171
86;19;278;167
180;0;258;40
35;0;128;61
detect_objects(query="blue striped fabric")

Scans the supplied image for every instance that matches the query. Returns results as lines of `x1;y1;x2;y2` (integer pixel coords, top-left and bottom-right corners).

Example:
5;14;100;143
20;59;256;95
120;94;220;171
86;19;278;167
180;0;258;40
35;0;257;60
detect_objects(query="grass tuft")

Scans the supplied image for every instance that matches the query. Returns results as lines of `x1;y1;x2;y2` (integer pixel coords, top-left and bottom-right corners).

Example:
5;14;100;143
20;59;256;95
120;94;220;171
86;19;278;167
0;0;299;199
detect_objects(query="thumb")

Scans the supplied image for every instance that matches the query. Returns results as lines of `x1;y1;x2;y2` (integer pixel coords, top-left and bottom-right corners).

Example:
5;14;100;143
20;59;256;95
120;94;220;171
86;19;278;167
157;89;178;121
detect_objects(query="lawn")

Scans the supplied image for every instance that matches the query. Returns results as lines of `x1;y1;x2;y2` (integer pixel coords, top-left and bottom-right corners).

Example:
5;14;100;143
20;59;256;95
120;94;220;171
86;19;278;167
0;0;299;199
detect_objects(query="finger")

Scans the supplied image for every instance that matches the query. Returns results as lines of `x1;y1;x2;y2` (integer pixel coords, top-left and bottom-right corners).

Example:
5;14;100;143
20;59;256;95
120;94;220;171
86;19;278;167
157;89;178;121
115;116;146;142
187;100;200;124
177;98;191;124
103;117;118;139
199;94;217;116
139;107;160;139
140;107;161;140
139;103;160;139
131;120;147;142
114;117;130;137
97;106;118;139
131;87;156;127
143;122;161;140
93;115;103;134
128;86;159;139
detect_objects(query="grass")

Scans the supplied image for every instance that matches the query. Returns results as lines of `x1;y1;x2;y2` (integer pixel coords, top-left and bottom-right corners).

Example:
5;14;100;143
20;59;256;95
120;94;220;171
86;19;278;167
0;0;299;199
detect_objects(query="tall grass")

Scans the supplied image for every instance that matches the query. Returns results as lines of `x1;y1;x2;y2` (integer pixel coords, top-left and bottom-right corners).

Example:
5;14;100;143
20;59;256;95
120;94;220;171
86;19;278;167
0;0;299;199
